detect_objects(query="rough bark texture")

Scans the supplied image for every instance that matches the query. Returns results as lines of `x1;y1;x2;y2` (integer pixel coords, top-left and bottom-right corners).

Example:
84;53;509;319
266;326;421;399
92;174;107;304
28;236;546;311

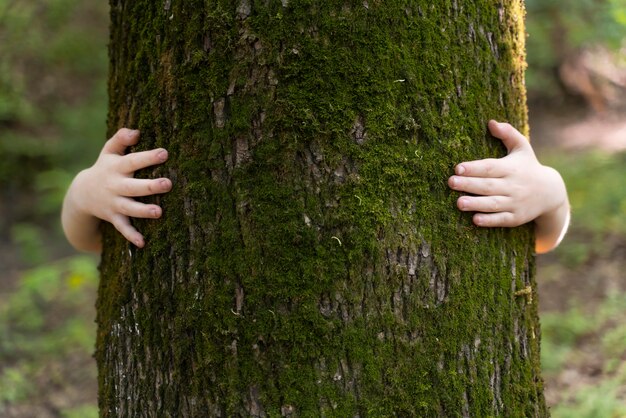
98;1;547;416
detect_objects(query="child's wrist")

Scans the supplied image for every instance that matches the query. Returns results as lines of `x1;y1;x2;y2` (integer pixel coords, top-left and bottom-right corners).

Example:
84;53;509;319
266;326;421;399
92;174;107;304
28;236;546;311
533;166;569;253
70;169;97;216
534;195;570;253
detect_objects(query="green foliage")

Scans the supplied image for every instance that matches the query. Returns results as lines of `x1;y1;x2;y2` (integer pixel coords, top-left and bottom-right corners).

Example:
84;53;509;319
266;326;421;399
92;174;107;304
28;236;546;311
0;0;108;123
61;404;99;418
0;255;98;356
539;147;626;410
541;308;595;372
11;222;47;266
550;364;626;418
0;255;99;414
34;168;74;216
602;323;626;360
0;0;108;239
542;292;626;416
543;151;626;265
0;367;30;405
525;0;626;95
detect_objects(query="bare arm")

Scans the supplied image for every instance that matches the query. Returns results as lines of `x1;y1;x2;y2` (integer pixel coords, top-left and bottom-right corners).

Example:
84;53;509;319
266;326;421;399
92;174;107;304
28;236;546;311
448;120;570;254
61;128;172;253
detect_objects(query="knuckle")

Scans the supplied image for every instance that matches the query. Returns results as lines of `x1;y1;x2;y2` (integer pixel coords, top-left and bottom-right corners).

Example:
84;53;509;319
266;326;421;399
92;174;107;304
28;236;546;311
110;215;124;231
104;137;116;150
142;205;154;218
102;177;115;194
484;215;497;226
511;184;525;197
504;214;519;227
484;162;494;176
99;209;114;223
121;181;133;196
491;198;499;212
127;154;139;168
109;129;126;145
484;180;495;195
116;200;126;214
117;199;130;215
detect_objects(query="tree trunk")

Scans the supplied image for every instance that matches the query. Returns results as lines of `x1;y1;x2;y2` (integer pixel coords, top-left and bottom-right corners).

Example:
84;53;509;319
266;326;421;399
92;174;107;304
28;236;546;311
98;1;546;416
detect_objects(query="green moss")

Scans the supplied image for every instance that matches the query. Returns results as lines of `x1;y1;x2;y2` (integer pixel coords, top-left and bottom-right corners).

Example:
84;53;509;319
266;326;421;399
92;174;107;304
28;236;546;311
98;0;545;416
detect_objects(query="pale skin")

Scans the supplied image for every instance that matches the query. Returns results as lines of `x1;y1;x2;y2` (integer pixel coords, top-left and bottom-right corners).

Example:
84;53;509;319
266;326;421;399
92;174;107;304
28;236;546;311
62;121;569;254
448;120;570;254
61;128;172;253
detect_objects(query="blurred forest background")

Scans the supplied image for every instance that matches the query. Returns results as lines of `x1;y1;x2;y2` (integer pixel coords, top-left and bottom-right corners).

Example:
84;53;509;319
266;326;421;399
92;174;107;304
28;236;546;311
1;1;625;417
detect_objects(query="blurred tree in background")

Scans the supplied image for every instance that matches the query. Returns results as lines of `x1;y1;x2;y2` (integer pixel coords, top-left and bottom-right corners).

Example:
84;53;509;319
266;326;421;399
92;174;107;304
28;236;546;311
525;0;626;103
0;0;108;252
0;2;107;415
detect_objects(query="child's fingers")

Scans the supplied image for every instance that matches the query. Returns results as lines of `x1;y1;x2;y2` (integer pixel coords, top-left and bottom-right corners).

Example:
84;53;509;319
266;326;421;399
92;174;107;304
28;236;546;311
103;128;140;155
119;148;168;174
110;214;145;248
488;120;530;153
473;212;519;228
448;175;506;196
455;158;506;178
119;178;172;197
116;198;162;219
457;195;512;213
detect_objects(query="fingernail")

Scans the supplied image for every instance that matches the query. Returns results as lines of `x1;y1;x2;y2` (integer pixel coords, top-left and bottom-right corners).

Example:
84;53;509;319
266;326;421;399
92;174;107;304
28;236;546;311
134;238;142;247
128;129;139;138
151;208;159;217
449;176;458;187
458;198;466;210
456;165;465;175
158;150;168;161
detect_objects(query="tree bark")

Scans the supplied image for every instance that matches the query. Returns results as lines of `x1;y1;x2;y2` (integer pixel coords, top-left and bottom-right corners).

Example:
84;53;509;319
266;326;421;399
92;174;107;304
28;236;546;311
98;1;546;416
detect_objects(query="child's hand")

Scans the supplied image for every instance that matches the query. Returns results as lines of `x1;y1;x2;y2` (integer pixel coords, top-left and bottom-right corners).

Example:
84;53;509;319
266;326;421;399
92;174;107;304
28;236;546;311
448;120;569;253
62;128;172;252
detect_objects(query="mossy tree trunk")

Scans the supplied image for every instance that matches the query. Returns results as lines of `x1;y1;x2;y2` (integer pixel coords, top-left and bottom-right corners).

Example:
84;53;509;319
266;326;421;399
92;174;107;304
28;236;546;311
98;1;546;416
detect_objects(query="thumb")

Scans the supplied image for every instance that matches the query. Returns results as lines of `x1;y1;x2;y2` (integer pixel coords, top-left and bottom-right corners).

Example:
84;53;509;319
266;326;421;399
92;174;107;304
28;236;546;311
488;120;529;153
102;128;140;155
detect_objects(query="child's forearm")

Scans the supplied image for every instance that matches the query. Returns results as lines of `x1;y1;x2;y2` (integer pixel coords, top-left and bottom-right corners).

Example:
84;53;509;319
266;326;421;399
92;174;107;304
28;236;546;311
61;170;103;253
534;197;570;254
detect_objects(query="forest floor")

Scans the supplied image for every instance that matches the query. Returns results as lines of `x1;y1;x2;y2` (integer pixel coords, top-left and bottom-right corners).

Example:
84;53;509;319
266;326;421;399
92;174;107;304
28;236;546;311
1;102;625;417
